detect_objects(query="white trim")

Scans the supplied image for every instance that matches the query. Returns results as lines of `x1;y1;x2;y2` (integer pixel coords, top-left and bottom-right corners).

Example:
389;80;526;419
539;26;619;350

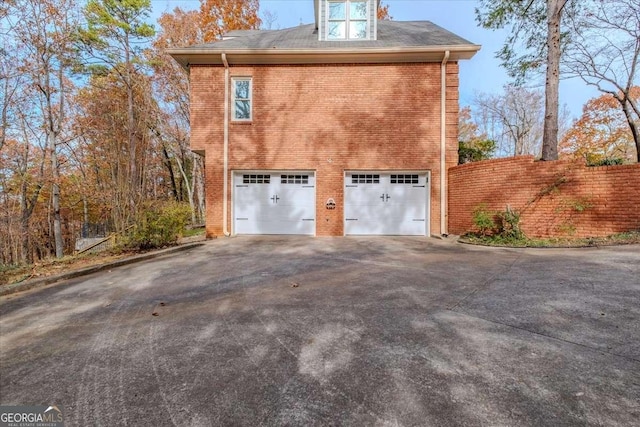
373;0;378;40
325;0;371;41
440;50;449;236
231;77;252;121
222;53;230;236
168;46;481;68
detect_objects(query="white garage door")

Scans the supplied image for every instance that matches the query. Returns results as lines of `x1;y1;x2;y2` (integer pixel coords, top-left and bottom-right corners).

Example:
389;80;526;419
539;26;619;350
344;172;428;235
233;171;315;235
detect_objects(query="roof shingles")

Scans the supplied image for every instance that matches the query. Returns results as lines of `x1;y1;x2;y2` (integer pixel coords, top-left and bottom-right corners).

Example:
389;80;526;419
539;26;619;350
186;21;474;51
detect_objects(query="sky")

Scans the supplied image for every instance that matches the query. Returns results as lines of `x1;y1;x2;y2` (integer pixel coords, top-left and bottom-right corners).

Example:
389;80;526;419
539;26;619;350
151;0;601;120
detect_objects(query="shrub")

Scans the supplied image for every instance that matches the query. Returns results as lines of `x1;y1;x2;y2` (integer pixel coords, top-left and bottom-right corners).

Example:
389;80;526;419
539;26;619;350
458;139;497;164
125;202;192;250
471;204;525;241
472;203;496;236
587;157;624;166
495;205;523;239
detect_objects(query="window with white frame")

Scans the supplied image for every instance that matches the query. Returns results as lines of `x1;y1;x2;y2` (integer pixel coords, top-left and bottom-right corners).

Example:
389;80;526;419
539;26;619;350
232;77;252;121
327;0;368;40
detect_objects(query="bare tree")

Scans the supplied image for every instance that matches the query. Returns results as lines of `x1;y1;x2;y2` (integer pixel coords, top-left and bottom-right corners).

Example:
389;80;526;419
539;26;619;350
261;9;279;30
10;0;80;258
474;86;545;157
565;0;640;161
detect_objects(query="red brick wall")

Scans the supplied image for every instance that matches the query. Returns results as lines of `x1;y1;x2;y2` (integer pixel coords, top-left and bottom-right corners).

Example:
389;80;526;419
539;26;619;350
190;62;460;236
448;156;640;238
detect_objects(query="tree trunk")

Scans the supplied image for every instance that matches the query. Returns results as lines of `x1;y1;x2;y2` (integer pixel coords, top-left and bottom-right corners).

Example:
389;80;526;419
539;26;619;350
20;183;32;265
125;31;138;217
51;133;64;258
50;66;64;258
162;146;179;201
174;151;196;225
194;155;205;223
541;0;566;161
618;99;640;162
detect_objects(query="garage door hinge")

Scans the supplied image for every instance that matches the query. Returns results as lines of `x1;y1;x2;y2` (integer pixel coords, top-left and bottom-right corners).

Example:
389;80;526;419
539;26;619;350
413;185;426;188
236;218;248;221
302;218;315;221
236;185;248;188
345;185;357;188
302;185;315;188
345;218;358;221
412;219;425;221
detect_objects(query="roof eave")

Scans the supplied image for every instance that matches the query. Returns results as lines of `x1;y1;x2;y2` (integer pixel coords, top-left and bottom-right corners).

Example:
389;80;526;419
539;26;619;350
168;45;481;69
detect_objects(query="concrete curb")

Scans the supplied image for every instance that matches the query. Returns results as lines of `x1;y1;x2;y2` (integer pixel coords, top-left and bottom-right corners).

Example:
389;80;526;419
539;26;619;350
0;242;206;297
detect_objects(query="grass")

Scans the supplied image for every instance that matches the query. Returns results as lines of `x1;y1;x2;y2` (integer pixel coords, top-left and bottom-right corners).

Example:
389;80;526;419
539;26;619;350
181;226;206;238
460;230;640;248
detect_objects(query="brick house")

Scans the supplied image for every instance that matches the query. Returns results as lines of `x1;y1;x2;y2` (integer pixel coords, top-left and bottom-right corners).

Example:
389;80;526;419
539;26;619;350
169;0;479;237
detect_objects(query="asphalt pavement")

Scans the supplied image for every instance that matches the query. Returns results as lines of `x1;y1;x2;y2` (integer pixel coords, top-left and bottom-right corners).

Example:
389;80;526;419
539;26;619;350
1;236;638;426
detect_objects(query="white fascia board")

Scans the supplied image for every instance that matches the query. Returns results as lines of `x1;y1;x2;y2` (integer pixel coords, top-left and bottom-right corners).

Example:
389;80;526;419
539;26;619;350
168;45;481;69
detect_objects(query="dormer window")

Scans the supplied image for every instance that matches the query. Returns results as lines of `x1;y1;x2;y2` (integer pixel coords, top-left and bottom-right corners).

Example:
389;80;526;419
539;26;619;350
328;1;367;39
324;0;371;40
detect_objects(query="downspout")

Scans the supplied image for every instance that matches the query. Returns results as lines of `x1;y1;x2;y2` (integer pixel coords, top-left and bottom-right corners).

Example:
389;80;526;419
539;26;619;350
440;50;450;237
222;53;231;236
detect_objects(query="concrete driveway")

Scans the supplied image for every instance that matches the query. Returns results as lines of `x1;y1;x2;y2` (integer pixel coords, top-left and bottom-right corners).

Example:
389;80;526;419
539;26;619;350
1;237;639;426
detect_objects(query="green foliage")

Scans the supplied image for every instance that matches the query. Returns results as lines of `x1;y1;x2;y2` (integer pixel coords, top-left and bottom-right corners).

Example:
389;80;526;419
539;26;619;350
587;157;624;166
462;230;640;248
458;139;496;164
495;205;523;239
472;204;524;239
565;197;593;213
472;203;497;236
124;202;191;250
475;0;580;81
79;0;155;70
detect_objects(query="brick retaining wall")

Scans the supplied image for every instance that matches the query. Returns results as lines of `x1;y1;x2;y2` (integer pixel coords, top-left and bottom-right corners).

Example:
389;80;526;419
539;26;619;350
448;156;640;238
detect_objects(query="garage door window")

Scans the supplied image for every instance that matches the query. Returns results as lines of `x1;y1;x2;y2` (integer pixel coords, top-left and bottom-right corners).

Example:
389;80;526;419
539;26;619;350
351;174;380;184
390;174;419;184
243;174;270;184
281;174;309;184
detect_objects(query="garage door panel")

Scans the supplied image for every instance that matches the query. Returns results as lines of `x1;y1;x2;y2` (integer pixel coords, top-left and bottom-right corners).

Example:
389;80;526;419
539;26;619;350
345;172;428;236
234;171;315;235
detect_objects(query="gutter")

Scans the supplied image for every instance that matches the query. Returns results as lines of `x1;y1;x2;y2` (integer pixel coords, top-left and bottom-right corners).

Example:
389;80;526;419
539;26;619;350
440;50;450;237
167;45;481;69
222;53;231;236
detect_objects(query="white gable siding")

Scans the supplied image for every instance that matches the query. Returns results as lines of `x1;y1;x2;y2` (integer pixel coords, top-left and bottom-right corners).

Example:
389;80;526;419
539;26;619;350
369;0;377;40
318;0;326;41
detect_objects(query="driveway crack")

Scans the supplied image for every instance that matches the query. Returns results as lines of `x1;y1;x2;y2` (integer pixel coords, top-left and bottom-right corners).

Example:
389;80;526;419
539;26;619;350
448;310;640;364
448;251;524;311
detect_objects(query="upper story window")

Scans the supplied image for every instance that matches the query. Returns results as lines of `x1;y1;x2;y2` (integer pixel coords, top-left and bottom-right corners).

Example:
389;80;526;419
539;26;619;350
327;1;368;40
232;77;252;121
